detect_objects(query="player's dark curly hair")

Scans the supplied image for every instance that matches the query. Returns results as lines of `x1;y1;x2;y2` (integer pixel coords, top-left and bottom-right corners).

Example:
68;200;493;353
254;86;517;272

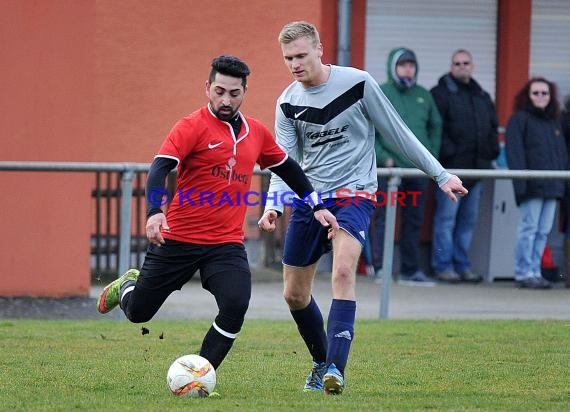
513;76;560;118
209;55;250;88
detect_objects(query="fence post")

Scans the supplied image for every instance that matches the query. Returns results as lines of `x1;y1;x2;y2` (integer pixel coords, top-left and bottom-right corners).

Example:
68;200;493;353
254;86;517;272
379;174;401;319
118;168;134;277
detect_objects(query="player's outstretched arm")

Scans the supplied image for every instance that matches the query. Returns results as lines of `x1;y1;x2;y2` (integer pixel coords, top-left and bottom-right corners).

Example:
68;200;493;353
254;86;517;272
145;156;177;246
440;174;468;202
146;212;170;246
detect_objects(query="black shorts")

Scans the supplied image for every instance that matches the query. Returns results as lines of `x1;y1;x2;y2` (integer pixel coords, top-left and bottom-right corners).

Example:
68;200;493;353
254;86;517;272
138;239;251;294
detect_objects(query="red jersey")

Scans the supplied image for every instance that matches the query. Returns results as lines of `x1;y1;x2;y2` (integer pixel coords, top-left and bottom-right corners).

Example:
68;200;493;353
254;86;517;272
156;106;287;244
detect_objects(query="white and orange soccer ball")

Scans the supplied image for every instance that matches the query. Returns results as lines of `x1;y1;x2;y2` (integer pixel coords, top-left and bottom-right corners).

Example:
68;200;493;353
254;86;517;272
166;354;216;398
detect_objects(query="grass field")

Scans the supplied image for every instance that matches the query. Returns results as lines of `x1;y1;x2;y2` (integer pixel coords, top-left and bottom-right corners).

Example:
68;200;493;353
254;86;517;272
1;319;569;411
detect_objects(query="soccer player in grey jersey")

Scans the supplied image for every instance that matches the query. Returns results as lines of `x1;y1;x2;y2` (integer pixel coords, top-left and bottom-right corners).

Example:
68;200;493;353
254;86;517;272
258;21;467;395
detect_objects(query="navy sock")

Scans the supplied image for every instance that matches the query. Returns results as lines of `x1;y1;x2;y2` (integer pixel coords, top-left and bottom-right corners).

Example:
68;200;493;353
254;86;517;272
290;296;327;363
326;299;356;374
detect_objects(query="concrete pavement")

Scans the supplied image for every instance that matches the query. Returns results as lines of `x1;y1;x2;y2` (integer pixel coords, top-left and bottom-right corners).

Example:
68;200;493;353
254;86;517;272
90;270;570;320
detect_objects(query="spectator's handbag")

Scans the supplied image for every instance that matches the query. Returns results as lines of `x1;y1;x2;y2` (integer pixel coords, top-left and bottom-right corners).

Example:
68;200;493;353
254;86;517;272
541;244;562;282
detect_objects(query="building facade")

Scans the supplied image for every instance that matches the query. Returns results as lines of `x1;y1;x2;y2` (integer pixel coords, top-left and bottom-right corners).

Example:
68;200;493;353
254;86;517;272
1;0;567;296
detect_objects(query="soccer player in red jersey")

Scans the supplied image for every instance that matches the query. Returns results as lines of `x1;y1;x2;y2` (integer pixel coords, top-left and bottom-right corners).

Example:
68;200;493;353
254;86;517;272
97;55;339;375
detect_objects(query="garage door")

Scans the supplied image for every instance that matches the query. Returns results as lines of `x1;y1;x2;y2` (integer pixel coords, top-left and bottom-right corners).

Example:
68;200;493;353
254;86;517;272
364;0;498;99
530;0;570;104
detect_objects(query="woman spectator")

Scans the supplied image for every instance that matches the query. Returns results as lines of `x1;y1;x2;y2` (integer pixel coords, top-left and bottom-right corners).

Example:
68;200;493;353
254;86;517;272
505;77;567;289
561;96;570;288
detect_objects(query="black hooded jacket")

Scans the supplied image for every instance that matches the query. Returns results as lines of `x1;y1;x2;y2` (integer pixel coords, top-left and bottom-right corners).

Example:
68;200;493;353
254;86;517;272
505;106;567;206
563;104;570;156
430;74;499;173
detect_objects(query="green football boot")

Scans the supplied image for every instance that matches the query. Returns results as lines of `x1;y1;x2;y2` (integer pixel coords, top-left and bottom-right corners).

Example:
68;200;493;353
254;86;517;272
96;269;139;314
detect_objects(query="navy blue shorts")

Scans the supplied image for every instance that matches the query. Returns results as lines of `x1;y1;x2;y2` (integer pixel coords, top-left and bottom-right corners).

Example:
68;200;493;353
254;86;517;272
282;198;374;267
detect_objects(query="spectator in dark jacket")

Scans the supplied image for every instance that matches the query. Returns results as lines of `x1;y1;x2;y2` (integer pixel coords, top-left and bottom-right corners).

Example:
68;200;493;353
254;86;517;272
562;96;570;289
505;77;567;289
430;49;499;283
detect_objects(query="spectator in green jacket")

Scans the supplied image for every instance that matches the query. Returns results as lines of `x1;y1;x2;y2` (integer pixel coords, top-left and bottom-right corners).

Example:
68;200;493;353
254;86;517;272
370;47;442;284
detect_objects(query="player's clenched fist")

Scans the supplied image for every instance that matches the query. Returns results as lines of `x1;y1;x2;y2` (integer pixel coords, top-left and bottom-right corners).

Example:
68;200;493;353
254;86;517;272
257;210;279;232
258;208;339;240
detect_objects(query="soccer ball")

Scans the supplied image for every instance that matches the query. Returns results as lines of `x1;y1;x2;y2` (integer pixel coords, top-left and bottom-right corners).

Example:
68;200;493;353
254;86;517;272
166;354;216;398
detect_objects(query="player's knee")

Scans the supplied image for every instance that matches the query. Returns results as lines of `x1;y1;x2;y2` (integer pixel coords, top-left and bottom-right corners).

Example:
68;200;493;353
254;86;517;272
334;260;355;280
220;292;250;319
230;295;249;317
216;301;248;335
283;289;310;310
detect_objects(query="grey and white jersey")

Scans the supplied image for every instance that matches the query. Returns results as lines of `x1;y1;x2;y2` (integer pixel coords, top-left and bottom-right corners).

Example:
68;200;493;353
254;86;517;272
266;65;451;213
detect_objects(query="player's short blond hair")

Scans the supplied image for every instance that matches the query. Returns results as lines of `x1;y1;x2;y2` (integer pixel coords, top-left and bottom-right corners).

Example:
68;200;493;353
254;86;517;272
278;21;320;46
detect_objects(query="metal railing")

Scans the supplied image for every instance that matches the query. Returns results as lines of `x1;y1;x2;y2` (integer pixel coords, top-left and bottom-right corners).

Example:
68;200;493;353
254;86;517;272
376;168;570;319
0;162;150;279
2;161;570;319
91;170;146;274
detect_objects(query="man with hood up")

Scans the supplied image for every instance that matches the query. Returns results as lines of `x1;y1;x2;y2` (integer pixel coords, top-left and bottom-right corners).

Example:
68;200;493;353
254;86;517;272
371;47;442;284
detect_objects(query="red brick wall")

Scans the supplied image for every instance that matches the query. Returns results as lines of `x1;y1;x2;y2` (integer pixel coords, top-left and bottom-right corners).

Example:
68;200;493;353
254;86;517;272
0;0;335;296
0;1;95;296
0;0;528;296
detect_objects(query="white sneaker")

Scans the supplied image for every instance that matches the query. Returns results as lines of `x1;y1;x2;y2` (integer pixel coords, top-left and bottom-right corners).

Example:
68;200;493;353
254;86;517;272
373;269;384;284
397;271;437;287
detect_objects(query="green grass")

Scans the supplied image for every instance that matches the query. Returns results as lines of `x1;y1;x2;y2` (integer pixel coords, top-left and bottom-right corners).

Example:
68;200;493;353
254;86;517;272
1;319;569;411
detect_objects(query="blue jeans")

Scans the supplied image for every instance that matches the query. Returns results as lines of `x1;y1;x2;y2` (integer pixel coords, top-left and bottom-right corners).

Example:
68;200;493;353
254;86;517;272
431;181;482;273
514;198;557;280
